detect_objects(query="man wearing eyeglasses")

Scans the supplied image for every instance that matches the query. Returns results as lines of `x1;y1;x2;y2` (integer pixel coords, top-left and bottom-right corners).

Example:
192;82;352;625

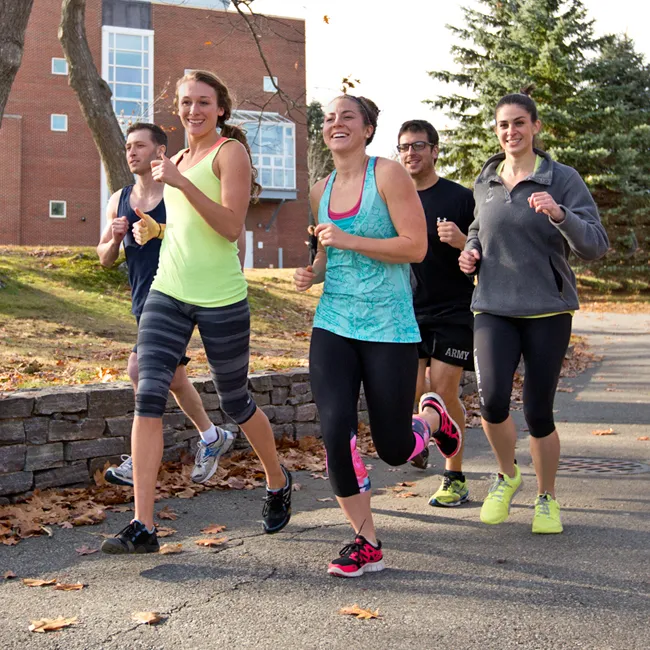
397;119;475;507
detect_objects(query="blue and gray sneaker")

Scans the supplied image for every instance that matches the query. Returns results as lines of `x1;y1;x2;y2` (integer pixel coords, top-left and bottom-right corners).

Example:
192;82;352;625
191;428;235;484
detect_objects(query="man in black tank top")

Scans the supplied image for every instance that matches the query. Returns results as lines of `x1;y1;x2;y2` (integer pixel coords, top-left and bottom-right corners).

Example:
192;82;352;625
397;119;475;507
97;123;229;488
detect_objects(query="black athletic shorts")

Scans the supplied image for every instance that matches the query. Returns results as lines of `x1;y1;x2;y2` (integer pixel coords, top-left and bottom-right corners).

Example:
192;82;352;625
133;315;190;366
417;321;474;371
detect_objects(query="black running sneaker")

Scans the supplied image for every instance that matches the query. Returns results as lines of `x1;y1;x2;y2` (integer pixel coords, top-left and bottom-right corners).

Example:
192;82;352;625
100;520;160;554
262;466;292;534
419;392;462;459
410;445;430;470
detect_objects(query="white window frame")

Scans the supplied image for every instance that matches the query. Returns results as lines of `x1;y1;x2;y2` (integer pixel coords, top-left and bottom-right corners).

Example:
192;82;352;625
51;57;68;75
229;110;297;198
263;76;278;93
101;25;155;129
50;114;68;132
49;200;67;219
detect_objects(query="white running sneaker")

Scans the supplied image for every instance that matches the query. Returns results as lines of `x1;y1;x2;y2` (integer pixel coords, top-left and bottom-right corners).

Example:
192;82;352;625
104;455;134;487
191;428;235;484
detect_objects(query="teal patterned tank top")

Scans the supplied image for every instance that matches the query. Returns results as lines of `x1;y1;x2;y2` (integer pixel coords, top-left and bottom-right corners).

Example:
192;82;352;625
313;157;420;343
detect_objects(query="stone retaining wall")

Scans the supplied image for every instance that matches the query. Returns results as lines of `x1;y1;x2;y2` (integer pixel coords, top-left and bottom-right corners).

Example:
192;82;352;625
0;369;477;498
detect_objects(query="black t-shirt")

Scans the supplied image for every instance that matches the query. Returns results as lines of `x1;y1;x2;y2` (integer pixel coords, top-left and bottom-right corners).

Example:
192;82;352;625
411;177;476;326
119;185;166;318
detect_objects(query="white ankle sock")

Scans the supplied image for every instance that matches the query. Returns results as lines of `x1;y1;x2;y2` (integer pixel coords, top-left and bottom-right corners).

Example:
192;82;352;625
199;424;219;445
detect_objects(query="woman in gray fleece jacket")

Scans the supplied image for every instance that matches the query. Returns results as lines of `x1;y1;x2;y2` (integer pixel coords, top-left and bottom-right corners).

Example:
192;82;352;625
459;91;608;535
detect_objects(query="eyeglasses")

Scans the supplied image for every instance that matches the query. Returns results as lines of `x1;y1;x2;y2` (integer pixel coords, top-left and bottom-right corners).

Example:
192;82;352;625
396;141;434;153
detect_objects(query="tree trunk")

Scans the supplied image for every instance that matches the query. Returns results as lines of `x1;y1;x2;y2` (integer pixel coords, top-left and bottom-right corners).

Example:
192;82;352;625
58;0;132;193
0;0;35;126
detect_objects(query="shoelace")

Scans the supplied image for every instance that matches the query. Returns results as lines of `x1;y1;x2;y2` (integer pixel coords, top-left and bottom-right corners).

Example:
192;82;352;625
441;475;453;491
115;521;142;541
487;473;509;502
338;541;363;564
536;496;551;516
118;455;133;472
262;487;288;517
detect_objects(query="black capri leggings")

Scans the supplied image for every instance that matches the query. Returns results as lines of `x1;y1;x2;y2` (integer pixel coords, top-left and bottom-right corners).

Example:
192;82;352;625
309;327;420;498
135;290;256;424
473;313;572;438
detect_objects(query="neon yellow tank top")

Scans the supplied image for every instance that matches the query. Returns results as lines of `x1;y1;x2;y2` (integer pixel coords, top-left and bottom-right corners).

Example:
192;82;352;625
151;138;247;307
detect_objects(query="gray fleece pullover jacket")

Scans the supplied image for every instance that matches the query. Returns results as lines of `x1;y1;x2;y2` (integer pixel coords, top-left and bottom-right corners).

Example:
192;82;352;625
465;149;609;317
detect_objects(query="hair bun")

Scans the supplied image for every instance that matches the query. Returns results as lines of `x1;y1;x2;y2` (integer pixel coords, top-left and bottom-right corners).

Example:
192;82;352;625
358;96;380;120
520;83;536;97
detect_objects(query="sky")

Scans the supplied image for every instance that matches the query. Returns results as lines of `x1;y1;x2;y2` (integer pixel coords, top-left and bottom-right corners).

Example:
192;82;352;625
252;0;650;157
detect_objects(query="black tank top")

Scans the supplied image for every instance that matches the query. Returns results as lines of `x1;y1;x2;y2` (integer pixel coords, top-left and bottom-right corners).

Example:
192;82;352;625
119;185;166;318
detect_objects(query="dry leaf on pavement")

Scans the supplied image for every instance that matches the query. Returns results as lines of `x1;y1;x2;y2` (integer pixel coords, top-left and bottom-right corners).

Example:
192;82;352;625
132;611;162;625
195;537;228;548
339;604;382;620
396;481;416;487
29;616;78;633
159;543;183;555
75;545;99;556
157;507;178;521
638;436;649;441
3;571;17;579
395;492;418;498
54;583;85;591
175;488;195;499
23;578;57;587
156;527;176;538
317;497;333;502
292;483;302;491
200;524;227;535
591;428;616;436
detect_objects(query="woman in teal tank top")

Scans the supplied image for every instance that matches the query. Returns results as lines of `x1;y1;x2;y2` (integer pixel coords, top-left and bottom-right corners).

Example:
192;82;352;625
293;95;462;577
101;71;292;556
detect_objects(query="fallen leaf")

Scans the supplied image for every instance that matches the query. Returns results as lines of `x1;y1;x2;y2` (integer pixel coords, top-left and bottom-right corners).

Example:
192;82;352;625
317;497;333;502
40;526;53;537
97;367;119;383
107;505;133;513
54;582;85;591
637;436;649;441
204;41;212;45
60;522;74;529
75;545;99;556
157;507;178;521
395;491;418;498
591;428;616;436
339;604;381;620
2;538;19;546
29;616;78;633
3;571;17;579
557;386;574;393
396;481;416;488
175;488;196;499
23;578;57;587
156;527;176;538
226;476;247;490
292;483;302;491
195;537;228;548
200;524;227;535
159;543;183;555
132;611;162;625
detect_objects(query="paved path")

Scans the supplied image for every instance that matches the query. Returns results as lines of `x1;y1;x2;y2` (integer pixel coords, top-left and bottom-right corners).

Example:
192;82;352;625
1;312;649;649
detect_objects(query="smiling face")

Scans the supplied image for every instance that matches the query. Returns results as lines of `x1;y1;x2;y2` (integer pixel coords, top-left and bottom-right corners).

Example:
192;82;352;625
177;79;224;138
323;97;373;153
125;129;165;175
398;130;438;178
495;103;541;156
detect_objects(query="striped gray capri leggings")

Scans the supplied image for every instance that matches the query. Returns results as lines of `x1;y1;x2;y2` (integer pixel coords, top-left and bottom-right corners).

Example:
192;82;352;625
135;290;256;424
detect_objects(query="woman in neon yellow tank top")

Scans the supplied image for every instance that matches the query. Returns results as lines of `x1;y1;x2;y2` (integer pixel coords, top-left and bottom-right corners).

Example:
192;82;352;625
101;71;292;556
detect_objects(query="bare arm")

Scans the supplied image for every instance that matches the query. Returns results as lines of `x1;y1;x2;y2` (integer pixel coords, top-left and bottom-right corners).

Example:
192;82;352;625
237;227;246;269
96;191;126;267
151;142;250;242
315;159;427;264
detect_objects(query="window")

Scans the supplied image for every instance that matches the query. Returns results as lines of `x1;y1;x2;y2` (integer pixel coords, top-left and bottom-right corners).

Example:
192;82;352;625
51;58;68;75
230;110;296;193
263;76;278;93
102;27;154;131
50;114;68;132
49;201;66;219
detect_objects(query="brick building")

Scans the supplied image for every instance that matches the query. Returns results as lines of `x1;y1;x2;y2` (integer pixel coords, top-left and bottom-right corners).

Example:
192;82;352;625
0;0;309;268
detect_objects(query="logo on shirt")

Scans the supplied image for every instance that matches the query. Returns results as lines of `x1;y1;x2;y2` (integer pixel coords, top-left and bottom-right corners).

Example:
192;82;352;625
485;187;494;203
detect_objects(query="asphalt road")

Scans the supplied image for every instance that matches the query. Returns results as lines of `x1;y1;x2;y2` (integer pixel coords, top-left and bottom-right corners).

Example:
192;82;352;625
1;311;648;649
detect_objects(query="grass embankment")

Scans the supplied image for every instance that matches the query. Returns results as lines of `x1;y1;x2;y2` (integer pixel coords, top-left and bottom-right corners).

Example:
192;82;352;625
0;247;319;391
0;246;647;391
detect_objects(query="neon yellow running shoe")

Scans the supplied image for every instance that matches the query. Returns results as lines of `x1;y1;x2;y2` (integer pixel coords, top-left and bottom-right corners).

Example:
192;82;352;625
532;493;563;534
429;475;469;507
480;463;522;525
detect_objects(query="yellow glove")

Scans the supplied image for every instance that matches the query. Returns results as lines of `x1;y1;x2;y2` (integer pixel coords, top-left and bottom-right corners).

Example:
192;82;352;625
133;208;165;245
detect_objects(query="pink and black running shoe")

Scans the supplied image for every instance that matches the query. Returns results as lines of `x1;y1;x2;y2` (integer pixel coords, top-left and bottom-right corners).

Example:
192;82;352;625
419;392;462;459
328;535;385;578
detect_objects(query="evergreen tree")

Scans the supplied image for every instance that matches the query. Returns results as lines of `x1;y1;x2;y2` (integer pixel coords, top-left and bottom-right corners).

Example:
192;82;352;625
427;0;599;184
